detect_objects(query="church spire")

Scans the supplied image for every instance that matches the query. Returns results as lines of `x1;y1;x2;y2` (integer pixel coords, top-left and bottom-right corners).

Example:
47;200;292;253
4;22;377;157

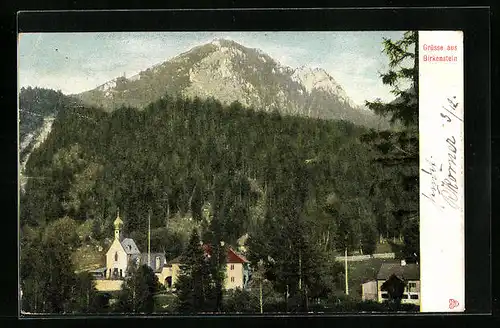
114;208;123;241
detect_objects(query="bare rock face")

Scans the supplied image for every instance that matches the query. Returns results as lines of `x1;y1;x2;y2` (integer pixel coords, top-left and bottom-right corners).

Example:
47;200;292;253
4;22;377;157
77;38;388;128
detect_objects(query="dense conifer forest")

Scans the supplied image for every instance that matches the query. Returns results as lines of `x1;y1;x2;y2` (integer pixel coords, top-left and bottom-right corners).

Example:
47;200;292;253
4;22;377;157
21;90;416;254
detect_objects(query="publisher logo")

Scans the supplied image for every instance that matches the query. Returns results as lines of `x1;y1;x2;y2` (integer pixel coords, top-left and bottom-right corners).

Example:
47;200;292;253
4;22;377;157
449;299;459;309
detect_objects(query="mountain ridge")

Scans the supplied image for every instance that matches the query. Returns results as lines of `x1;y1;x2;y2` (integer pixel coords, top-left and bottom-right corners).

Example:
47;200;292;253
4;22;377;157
76;38;389;129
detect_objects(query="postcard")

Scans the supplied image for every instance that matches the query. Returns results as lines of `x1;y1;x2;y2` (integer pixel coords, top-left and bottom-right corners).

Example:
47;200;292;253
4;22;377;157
18;29;464;315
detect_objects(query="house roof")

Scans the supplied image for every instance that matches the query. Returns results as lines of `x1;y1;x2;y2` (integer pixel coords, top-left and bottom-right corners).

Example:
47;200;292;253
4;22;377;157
121;238;141;255
168;256;182;264
377;262;420;281
167;245;249;265
227;247;249;263
203;244;249;263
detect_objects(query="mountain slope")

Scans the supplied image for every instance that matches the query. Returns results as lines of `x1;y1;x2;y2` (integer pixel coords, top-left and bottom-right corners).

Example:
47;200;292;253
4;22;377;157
18;87;83;191
76;39;388;128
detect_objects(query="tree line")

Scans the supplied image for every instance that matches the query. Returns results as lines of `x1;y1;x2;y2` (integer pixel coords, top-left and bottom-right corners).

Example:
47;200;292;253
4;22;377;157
20;89;413;253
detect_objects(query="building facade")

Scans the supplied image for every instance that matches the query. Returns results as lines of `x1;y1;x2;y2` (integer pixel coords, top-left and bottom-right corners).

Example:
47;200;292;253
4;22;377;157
93;211;166;291
93;212;251;292
362;261;420;305
155;245;250;291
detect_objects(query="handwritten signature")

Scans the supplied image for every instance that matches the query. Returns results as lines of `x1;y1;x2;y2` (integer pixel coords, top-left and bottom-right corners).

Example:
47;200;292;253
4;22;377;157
421;97;460;211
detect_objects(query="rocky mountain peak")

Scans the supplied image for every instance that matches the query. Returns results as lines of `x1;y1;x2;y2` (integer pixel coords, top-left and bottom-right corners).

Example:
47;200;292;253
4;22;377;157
291;66;357;108
76;39;386;128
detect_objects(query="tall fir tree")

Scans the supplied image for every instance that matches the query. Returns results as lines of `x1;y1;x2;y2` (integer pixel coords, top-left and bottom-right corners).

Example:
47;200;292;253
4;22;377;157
362;31;419;262
203;212;227;312
175;229;212;313
20;217;81;313
116;264;159;314
70;272;101;313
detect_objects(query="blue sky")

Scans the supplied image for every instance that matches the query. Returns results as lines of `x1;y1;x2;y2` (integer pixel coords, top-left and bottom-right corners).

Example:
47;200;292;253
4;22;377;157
18;31;405;106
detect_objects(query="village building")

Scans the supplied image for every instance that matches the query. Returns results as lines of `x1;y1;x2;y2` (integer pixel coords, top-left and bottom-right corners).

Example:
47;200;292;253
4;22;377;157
361;260;420;305
155;244;251;291
91;211;250;292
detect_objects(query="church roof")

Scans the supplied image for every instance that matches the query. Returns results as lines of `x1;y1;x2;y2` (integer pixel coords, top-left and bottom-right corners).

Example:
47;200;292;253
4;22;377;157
113;211;123;226
121;238;140;255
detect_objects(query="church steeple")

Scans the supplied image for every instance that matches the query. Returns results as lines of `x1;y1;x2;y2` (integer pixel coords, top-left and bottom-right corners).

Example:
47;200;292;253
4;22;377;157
114;208;123;241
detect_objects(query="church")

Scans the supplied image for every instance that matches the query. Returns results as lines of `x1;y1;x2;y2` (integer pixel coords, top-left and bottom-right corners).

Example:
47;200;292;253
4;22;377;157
103;211;166;280
91;211;251;292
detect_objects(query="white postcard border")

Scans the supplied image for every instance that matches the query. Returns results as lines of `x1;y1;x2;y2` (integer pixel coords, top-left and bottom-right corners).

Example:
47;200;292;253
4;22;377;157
419;30;465;312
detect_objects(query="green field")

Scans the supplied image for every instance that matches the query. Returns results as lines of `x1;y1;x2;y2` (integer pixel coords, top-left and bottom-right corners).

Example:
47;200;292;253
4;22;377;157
73;244;106;273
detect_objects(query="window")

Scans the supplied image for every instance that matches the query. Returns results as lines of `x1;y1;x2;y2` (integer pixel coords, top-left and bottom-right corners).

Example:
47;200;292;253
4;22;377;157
230;277;235;282
115;252;118;261
408;282;417;288
402;294;409;299
381;293;389;299
230;264;234;270
156;256;161;270
410;294;419;300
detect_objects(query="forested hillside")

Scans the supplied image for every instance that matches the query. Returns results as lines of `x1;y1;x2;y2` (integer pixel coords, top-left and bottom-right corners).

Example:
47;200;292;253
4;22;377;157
20;90;415;260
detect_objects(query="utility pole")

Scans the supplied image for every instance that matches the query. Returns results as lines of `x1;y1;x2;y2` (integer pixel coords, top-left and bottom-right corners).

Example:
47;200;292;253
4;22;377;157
286;285;289;311
260;280;263;314
148;208;151;267
299;249;302;291
258;259;264;314
345;247;349;295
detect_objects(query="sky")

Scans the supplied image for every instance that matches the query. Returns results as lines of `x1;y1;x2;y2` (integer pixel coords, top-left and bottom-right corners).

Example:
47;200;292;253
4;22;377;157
18;31;406;106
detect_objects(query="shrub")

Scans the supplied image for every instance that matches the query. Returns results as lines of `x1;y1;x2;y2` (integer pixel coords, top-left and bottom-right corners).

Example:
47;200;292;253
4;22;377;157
222;288;259;313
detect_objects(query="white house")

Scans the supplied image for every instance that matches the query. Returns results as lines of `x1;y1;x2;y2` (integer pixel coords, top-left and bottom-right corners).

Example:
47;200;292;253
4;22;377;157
155;244;251;291
362;260;420;305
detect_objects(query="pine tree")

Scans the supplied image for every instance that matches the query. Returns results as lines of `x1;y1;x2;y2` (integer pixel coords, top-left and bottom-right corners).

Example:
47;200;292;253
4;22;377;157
71;272;100;313
365;31;418;126
362;31;419;262
175;229;211;313
20;217;81;313
204;213;227;312
116;264;159;314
